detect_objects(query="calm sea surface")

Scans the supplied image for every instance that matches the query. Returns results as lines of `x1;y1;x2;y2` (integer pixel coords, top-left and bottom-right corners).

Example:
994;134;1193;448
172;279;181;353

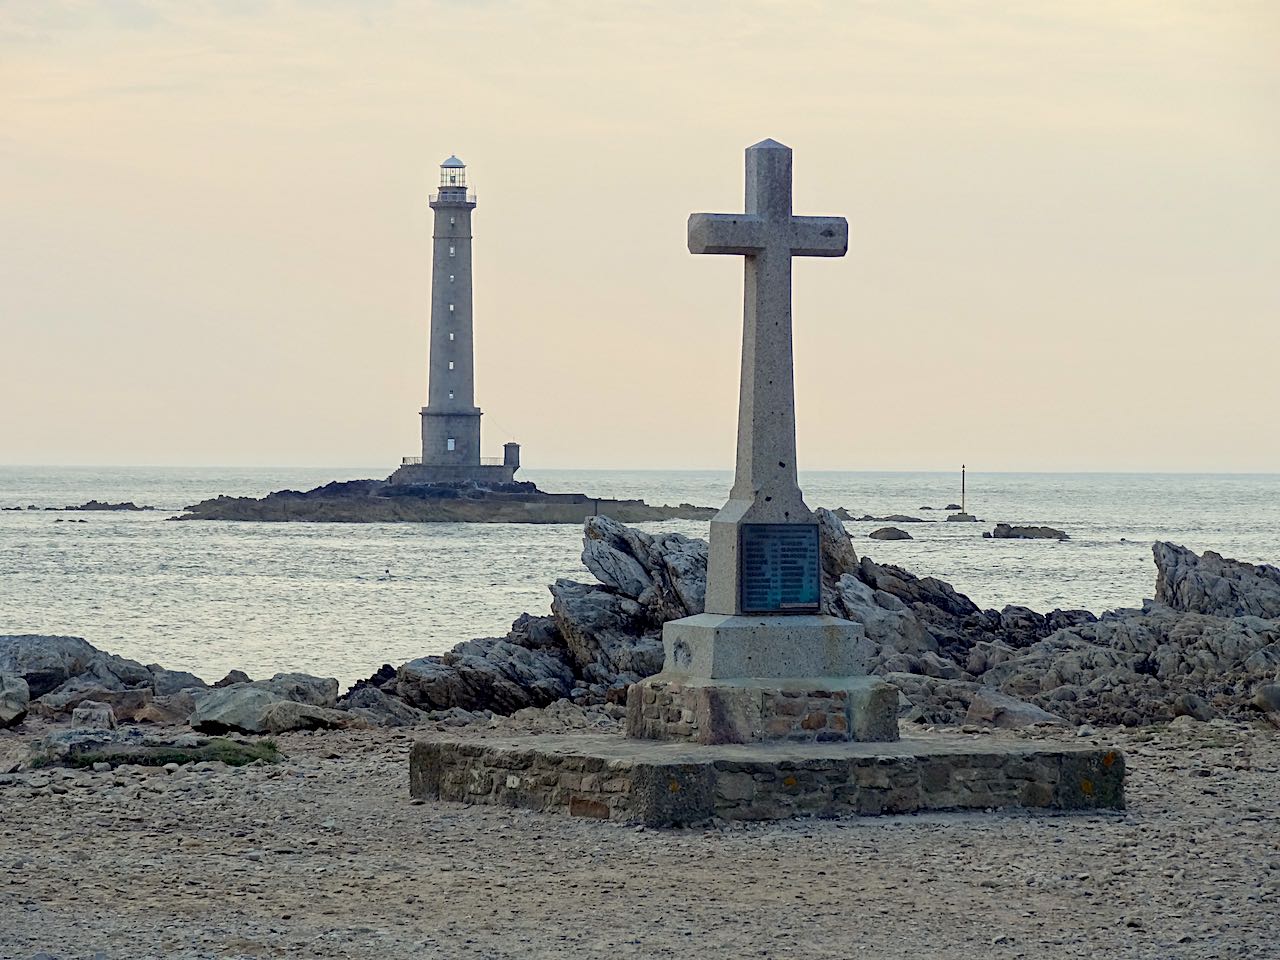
1;466;1277;687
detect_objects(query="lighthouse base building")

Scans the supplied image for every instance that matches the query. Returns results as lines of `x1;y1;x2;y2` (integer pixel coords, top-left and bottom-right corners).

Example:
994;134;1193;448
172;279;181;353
389;155;521;488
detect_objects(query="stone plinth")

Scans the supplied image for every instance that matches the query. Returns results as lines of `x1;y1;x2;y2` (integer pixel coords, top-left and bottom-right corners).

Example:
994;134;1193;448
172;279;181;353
624;613;890;745
660;613;873;679
626;676;898;745
408;733;1126;827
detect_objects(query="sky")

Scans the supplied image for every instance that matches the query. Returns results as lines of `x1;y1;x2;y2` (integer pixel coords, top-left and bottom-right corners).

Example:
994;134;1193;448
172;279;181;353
2;0;1278;472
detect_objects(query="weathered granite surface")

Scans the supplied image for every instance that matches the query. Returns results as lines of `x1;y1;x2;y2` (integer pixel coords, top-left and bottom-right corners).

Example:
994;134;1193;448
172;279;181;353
408;733;1125;826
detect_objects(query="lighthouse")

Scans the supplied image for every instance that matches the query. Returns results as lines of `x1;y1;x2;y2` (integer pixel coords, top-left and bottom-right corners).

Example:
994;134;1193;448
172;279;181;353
392;156;520;486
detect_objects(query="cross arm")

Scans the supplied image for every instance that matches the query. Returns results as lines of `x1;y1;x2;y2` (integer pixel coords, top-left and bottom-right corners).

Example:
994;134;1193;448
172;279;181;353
790;216;848;257
688;214;766;255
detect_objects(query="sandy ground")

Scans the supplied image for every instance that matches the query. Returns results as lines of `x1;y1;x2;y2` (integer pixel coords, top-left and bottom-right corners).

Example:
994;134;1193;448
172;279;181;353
1;719;1277;960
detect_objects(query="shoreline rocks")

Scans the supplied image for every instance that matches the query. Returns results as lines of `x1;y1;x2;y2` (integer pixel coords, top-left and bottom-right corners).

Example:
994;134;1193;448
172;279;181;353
4;518;1279;755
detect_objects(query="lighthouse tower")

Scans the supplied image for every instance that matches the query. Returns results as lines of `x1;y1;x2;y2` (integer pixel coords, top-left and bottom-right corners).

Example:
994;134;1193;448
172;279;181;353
392;156;520;486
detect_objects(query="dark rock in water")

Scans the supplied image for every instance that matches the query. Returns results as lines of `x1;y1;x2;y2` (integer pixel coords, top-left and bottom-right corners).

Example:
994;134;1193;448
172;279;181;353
836;509;928;523
55;500;156;512
945;504;962;511
991;523;1069;540
946;512;978;522
214;670;252;688
869;527;912;541
176;478;717;525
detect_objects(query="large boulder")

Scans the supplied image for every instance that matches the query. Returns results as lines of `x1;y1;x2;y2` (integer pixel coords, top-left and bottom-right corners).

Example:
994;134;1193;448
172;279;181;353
965;689;1066;728
188;672;341;733
0;674;29;728
869;527;912;541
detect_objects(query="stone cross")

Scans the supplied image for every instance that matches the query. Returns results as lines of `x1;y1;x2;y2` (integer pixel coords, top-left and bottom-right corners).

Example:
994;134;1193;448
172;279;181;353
689;138;848;616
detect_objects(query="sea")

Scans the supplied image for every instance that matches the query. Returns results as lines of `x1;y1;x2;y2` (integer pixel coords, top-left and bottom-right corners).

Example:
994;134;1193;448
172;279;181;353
1;466;1278;688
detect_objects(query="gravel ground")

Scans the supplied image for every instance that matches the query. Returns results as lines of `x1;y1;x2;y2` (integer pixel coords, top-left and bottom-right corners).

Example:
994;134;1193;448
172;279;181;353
1;719;1277;960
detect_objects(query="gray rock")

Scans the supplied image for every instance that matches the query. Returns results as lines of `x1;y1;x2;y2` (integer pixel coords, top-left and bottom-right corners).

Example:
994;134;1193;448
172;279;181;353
34;679;153;720
147;666;208;695
581;515;707;619
1155;542;1280;620
965;689;1066;728
0;635;151;698
990;523;1069;540
1172;692;1216;721
396;638;575;714
72;700;117;730
817;507;860;582
258;700;360;734
946;512;978;522
187;673;338;733
869;527;912;541
215;669;252;687
339;686;428;727
189;686;281;734
549;580;662;685
1252;682;1280;715
0;674;29;728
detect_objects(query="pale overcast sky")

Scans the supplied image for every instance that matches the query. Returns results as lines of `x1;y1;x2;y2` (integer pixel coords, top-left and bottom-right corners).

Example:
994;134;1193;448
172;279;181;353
2;1;1277;471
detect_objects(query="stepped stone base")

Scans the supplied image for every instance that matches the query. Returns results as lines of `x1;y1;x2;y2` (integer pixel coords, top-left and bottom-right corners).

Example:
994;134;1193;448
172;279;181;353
408;733;1126;827
625;676;898;745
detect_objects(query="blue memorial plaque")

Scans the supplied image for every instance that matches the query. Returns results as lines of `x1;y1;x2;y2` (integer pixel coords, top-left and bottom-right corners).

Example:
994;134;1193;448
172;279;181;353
739;523;821;614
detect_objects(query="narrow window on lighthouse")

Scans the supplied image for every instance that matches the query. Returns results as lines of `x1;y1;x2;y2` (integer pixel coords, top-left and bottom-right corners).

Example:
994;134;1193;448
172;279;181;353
449;332;455;341
448;390;454;400
449;246;455;257
450;216;455;225
449;304;454;312
449;361;455;370
449;275;454;282
447;438;456;452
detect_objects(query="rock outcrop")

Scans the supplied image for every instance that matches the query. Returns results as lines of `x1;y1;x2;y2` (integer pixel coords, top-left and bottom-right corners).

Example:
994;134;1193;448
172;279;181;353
869;527;912;541
1154;542;1280;620
988;523;1069;541
8;518;1279;736
357;519;1280;731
